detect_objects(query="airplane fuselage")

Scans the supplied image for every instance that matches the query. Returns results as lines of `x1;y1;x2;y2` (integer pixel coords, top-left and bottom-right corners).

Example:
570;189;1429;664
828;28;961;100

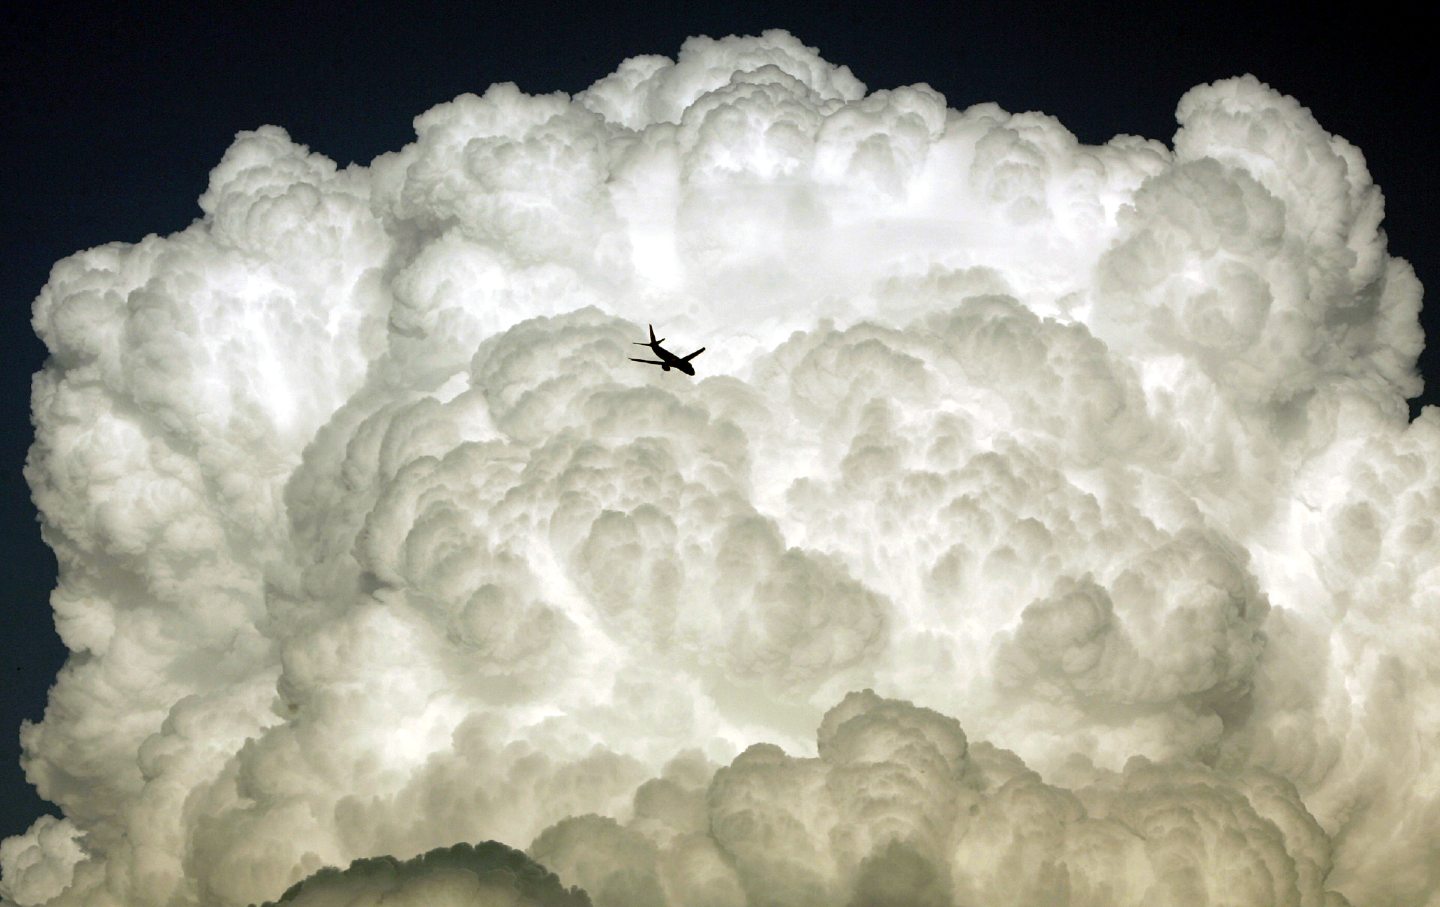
630;324;705;375
643;341;695;375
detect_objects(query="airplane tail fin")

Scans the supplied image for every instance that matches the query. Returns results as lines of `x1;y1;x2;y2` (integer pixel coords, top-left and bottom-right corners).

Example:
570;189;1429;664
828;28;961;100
682;346;706;361
635;324;664;346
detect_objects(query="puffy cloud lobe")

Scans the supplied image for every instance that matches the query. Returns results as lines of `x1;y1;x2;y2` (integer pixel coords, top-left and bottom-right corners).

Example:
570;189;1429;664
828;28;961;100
1099;76;1423;411
260;841;591;906
996;528;1267;710
0;819;84;906
4;28;1436;907
517;692;1348;907
577;30;865;131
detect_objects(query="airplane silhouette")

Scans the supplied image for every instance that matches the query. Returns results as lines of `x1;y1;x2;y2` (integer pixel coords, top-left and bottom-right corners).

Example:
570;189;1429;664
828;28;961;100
630;324;705;375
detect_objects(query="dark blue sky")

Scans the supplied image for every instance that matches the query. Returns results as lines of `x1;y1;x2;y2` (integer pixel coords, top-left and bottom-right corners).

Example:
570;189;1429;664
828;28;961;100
2;1;1434;842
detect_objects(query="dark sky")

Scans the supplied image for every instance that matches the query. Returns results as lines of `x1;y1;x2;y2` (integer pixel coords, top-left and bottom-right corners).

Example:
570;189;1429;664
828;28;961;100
1;1;1434;843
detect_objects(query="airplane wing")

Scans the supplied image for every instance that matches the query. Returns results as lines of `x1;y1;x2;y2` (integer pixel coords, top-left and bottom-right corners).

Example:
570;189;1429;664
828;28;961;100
682;347;706;361
629;357;666;366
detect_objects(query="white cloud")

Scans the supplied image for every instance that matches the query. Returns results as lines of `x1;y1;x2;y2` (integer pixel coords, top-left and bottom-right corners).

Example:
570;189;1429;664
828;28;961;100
4;29;1435;907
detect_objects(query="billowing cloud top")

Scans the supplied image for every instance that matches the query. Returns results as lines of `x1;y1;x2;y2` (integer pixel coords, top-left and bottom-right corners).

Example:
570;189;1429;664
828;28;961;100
3;29;1435;907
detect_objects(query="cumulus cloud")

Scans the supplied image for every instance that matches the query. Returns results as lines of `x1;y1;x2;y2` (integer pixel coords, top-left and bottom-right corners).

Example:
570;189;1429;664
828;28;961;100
259;840;591;906
275;692;1349;906
3;28;1435;907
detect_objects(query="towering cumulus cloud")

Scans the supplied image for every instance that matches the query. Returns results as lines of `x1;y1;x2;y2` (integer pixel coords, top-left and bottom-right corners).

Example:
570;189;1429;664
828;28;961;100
4;29;1435;907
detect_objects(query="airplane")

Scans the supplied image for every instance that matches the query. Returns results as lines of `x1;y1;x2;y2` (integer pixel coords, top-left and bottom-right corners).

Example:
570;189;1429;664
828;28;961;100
630;324;706;376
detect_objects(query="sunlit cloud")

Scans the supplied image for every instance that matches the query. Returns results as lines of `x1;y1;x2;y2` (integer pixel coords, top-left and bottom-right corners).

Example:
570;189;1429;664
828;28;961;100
3;29;1434;907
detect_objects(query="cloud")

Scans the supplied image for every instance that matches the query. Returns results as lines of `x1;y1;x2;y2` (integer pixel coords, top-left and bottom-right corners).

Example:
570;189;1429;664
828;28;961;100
4;28;1434;907
259;840;591;906
274;692;1350;907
